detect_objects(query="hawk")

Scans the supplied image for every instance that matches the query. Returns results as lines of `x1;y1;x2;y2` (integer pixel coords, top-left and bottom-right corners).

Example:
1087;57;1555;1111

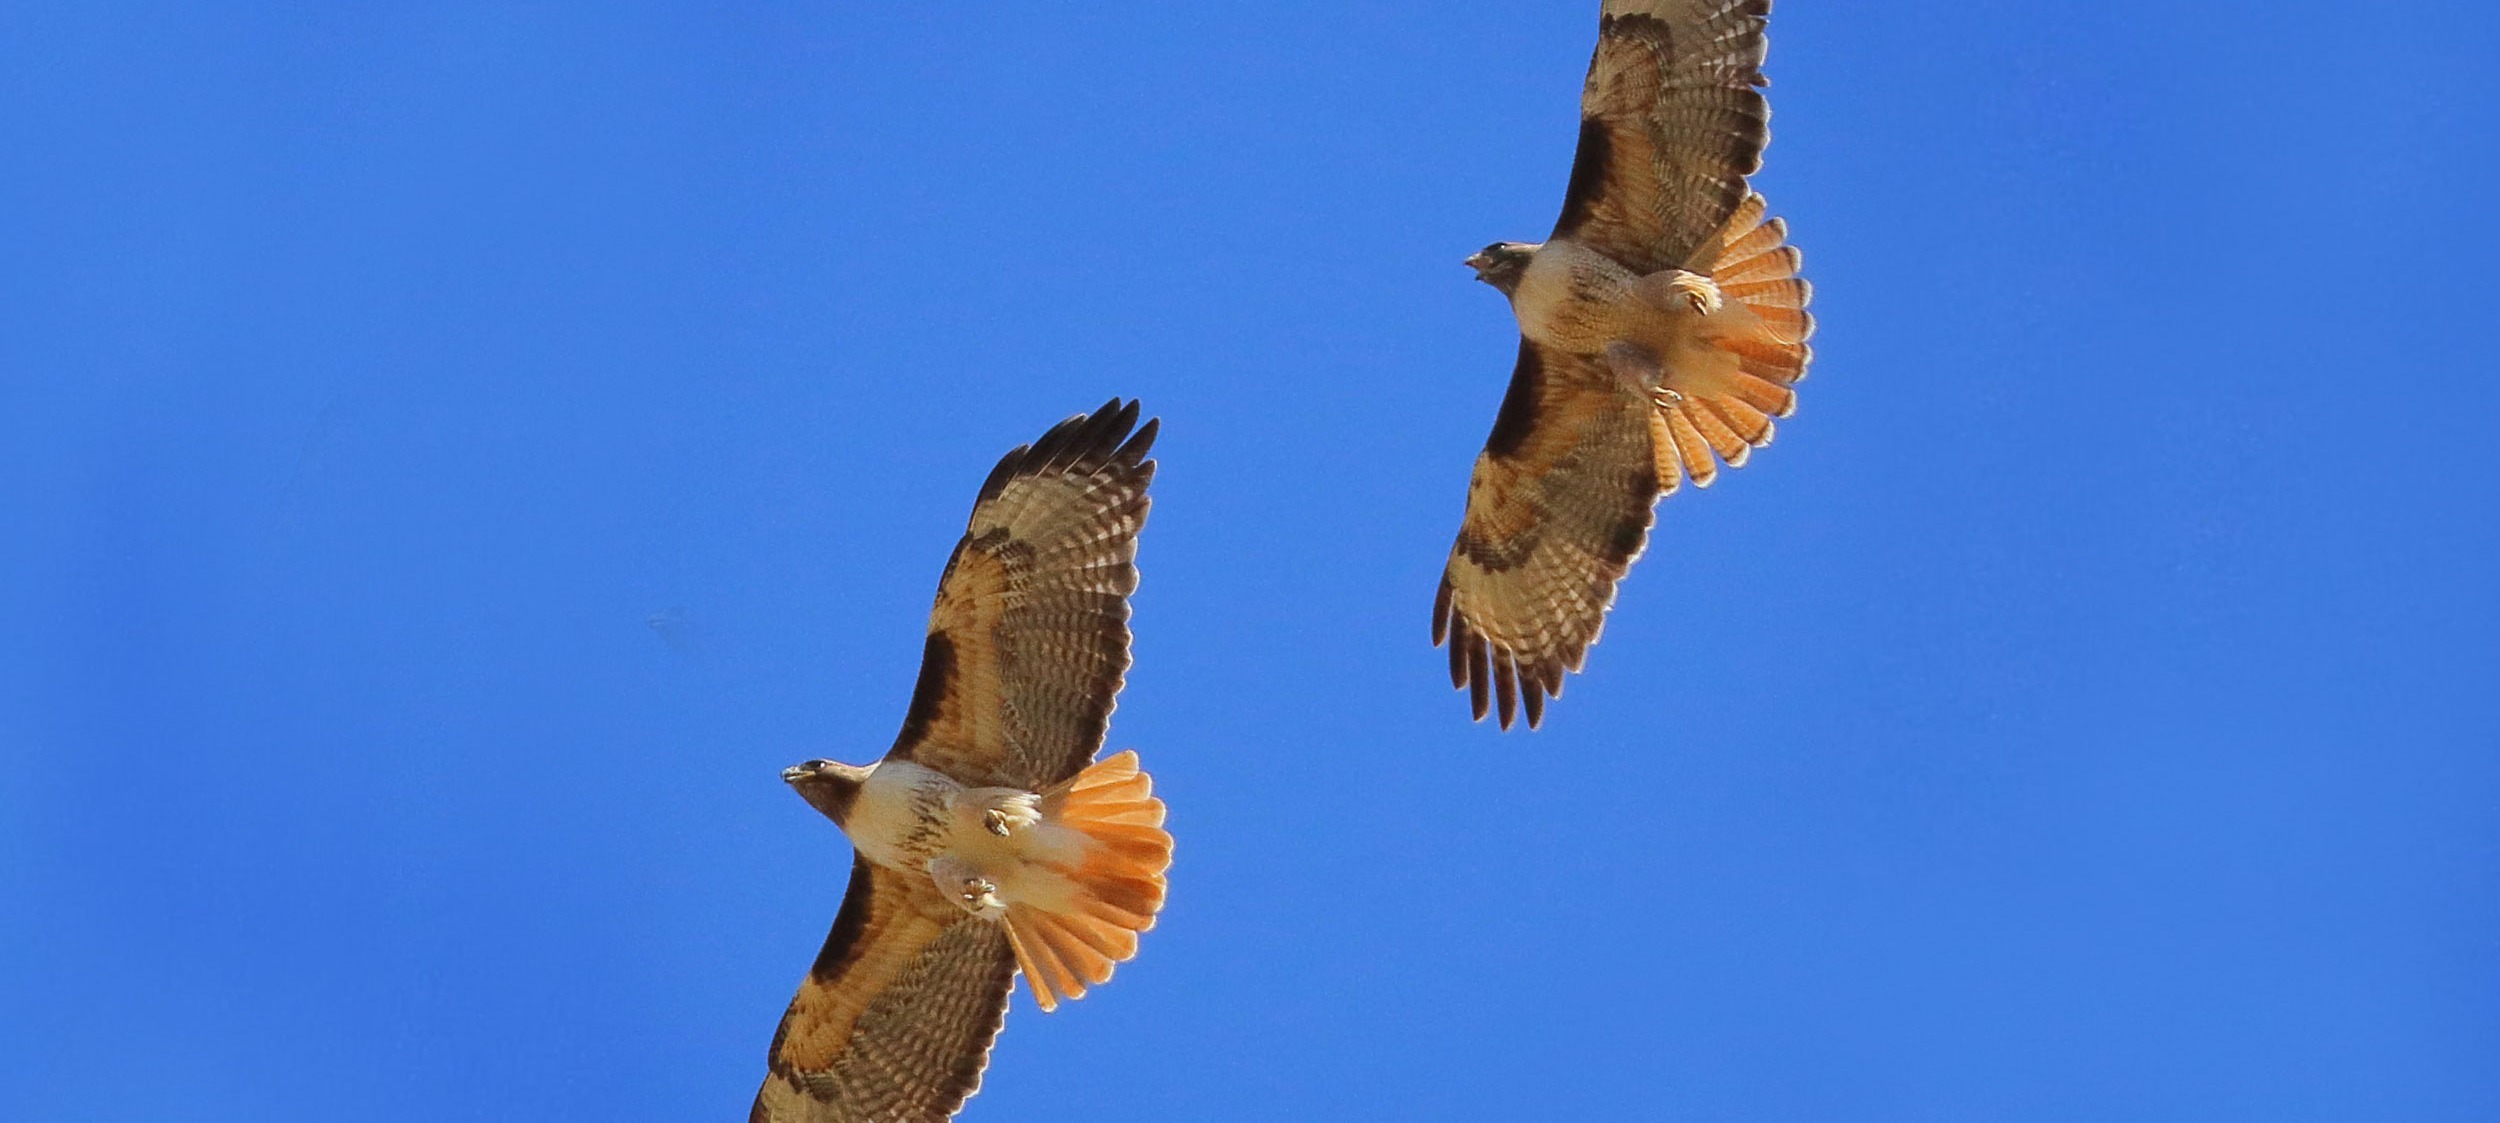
1434;0;1814;729
752;399;1174;1123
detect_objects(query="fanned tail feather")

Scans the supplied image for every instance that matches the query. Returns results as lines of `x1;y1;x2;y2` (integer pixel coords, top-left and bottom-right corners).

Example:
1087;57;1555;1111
1006;750;1172;1011
1652;191;1815;490
1708;193;1815;367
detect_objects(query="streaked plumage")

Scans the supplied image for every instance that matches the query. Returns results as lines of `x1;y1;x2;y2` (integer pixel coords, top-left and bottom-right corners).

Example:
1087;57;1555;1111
753;400;1172;1123
1436;0;1815;729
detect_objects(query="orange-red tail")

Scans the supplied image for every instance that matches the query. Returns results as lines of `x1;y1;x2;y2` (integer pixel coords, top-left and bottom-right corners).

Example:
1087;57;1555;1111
1003;750;1172;1011
1652;192;1817;493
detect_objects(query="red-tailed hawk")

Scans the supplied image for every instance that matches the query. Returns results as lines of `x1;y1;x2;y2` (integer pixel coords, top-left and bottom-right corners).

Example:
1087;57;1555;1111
1434;0;1814;729
753;400;1173;1123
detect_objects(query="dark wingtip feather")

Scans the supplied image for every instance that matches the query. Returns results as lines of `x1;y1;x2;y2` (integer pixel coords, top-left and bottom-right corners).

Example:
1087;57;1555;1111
1431;577;1454;647
1443;617;1561;730
1465;636;1491;721
977;399;1152;504
1451;638;1565;731
975;442;1035;504
1083;398;1135;455
1066;398;1142;471
1116;415;1159;467
1047;408;1107;471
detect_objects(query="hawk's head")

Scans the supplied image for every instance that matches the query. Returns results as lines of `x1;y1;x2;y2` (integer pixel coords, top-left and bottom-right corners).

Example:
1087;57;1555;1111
1466;242;1537;297
783;758;872;827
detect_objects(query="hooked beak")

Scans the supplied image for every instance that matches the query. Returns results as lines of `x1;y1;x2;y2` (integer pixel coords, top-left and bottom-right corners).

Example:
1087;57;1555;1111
781;761;823;784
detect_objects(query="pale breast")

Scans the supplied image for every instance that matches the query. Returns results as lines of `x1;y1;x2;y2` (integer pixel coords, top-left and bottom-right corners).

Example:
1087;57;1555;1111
1513;240;1639;353
845;760;960;871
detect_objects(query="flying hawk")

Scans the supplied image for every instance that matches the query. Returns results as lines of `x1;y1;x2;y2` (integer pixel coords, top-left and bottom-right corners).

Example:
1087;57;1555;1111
752;399;1174;1123
1434;0;1814;729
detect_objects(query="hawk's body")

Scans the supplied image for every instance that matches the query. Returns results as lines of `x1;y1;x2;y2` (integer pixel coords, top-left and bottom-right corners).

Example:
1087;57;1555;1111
1436;0;1814;729
754;401;1171;1123
827;759;1086;919
1506;238;1784;400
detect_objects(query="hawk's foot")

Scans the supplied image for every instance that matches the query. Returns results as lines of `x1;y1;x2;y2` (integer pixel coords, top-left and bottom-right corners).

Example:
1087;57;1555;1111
1631;269;1725;317
927;856;1007;919
958;787;1042;838
957;877;1001;911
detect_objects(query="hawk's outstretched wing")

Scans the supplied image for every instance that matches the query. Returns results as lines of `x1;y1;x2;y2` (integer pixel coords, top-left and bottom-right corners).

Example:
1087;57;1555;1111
1552;0;1771;275
750;858;1017;1123
1434;341;1661;730
886;399;1157;791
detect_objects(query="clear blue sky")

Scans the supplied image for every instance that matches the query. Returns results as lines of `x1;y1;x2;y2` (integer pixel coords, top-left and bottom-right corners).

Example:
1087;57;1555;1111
5;3;2496;1119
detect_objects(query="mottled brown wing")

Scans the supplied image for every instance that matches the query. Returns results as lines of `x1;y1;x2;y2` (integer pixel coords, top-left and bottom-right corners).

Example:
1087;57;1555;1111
752;858;1018;1123
885;399;1157;791
1551;0;1772;275
1434;340;1661;729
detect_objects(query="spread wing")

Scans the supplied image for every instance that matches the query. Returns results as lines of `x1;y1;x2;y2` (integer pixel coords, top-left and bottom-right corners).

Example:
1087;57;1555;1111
751;858;1018;1123
1434;341;1661;729
885;399;1157;791
1551;0;1772;275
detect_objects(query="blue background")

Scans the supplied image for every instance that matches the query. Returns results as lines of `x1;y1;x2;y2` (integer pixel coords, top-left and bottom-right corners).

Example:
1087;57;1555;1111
5;2;2495;1119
